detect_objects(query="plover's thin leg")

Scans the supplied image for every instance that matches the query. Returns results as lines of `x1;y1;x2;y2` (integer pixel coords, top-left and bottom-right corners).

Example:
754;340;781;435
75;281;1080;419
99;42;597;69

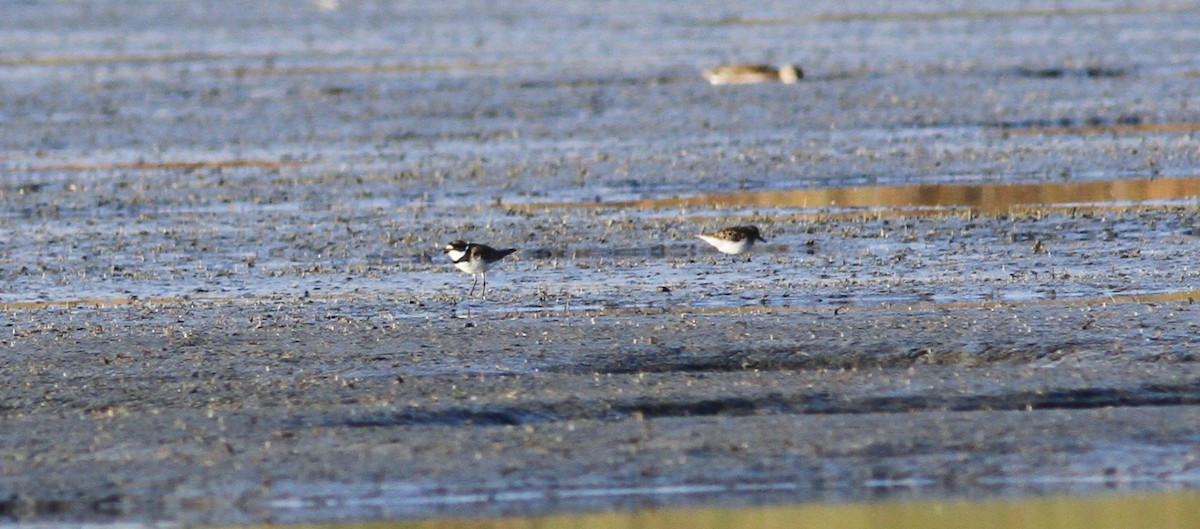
469;274;479;297
481;273;488;298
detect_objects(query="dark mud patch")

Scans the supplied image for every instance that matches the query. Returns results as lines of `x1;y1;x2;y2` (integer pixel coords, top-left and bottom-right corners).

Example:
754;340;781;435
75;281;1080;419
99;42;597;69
575;340;1105;375
292;380;1200;430
0;496;72;518
986;114;1143;131
0;493;126;521
514;75;686;89
340;406;559;428
1013;66;1127;79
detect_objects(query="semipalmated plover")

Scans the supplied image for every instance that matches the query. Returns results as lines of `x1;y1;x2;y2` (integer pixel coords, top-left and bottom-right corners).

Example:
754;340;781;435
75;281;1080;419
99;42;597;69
443;240;517;297
702;64;803;85
697;226;767;261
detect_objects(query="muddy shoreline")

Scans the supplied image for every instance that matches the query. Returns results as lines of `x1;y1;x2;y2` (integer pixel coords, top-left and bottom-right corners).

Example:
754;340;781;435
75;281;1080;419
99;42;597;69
4;288;1200;525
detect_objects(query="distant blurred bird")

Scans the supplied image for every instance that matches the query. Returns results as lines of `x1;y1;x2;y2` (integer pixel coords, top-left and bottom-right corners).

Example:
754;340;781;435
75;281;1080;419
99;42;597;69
702;64;803;85
697;226;768;261
443;240;517;297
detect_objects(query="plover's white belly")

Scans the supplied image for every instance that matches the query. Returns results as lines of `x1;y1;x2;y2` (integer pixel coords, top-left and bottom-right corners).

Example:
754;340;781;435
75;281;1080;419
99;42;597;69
447;248;483;273
697;235;752;255
454;259;489;274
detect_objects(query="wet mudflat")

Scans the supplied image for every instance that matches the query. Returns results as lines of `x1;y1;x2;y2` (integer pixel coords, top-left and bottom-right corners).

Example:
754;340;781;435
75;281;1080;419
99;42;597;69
3;0;1200;527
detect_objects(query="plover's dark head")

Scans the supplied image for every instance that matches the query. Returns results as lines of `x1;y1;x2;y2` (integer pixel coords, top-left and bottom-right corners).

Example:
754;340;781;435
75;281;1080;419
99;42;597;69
744;226;767;243
444;240;469;254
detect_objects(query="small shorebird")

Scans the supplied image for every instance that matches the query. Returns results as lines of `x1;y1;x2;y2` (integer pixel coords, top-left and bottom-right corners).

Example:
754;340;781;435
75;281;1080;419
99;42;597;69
702;64;803;85
697;226;767;261
443;240;517;297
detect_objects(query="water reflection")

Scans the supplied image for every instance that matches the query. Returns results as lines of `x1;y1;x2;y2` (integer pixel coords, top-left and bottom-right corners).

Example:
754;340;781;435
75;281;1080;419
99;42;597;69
588;177;1200;215
271;491;1200;529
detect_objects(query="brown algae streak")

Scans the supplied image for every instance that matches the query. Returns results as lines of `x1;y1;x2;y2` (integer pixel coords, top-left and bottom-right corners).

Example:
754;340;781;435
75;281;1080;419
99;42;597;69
531;177;1200;215
1002;123;1200;136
